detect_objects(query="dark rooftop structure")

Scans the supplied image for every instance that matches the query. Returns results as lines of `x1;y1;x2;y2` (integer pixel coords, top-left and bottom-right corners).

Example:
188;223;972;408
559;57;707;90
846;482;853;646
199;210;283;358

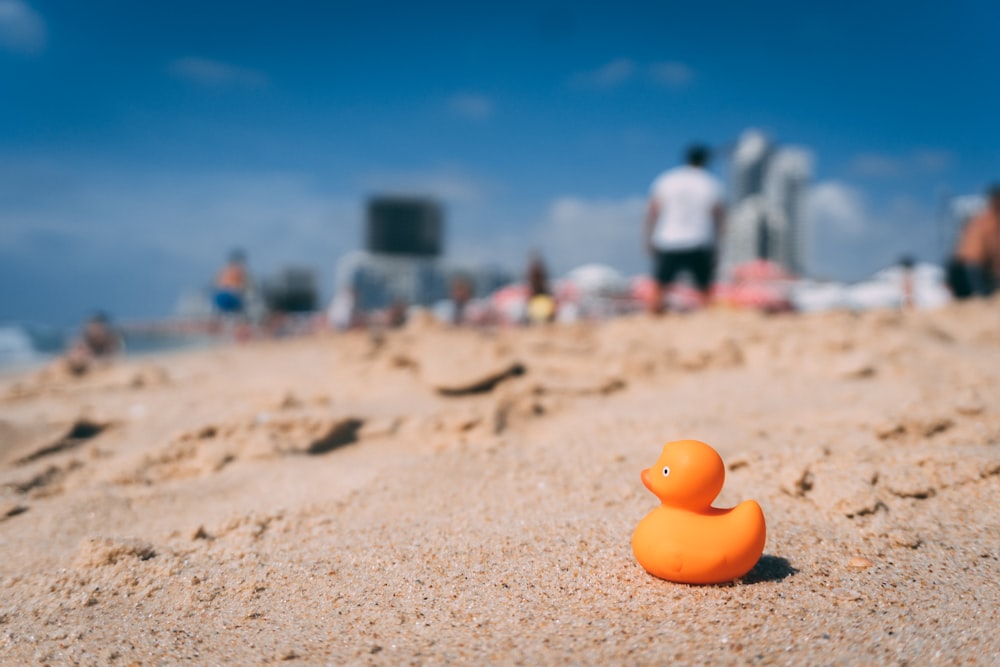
366;196;444;257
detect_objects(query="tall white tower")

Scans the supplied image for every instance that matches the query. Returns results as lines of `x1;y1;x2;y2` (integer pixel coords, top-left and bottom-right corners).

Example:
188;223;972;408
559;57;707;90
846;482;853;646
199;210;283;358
720;130;812;278
763;147;812;275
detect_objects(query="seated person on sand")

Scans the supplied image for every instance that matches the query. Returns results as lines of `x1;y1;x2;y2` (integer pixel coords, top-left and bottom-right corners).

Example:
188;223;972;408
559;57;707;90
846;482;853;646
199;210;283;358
64;312;123;375
213;250;250;315
386;299;408;329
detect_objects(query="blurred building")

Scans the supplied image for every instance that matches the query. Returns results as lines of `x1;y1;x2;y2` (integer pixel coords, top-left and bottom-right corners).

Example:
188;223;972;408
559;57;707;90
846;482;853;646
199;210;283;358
333;196;511;313
721;130;812;278
366;196;444;257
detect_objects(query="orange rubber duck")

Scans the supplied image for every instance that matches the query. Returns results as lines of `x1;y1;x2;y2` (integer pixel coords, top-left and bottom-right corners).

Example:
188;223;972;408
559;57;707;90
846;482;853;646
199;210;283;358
632;439;766;584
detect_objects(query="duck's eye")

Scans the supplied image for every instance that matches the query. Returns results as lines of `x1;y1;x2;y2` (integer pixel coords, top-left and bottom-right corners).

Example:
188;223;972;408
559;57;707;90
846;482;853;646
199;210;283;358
662;466;670;477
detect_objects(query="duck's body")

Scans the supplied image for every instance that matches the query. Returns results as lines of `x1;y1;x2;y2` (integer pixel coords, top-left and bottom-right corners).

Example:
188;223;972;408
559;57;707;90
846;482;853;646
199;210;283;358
632;499;765;584
631;439;766;584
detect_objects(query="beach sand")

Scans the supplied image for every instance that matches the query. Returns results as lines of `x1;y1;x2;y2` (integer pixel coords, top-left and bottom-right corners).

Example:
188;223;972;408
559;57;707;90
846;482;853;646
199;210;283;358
1;301;999;665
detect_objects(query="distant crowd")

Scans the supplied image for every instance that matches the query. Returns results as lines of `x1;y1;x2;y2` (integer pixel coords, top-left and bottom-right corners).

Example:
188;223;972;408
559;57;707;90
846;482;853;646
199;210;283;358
64;145;1000;369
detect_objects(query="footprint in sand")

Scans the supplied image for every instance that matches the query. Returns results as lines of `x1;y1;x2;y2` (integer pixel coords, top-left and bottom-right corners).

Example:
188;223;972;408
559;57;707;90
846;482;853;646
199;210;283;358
72;537;157;569
13;419;110;465
0;418;108;499
0;501;29;522
0;418;109;469
119;414;367;484
6;460;84;498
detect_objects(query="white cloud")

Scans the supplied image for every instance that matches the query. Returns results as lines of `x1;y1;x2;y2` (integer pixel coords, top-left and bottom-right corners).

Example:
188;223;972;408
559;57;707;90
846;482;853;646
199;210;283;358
447;194;648;278
91;173;354;270
535;195;647;273
647;61;694;88
805;180;940;280
570;57;635;89
0;161;359;319
0;0;45;55
357;167;492;204
848;149;954;179
807;181;867;238
849;153;904;178
169;57;269;88
570;58;696;93
448;93;494;120
912;149;953;173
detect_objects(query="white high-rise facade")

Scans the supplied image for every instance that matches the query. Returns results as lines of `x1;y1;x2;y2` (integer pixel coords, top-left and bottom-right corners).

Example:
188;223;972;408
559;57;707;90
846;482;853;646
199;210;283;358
720;130;812;277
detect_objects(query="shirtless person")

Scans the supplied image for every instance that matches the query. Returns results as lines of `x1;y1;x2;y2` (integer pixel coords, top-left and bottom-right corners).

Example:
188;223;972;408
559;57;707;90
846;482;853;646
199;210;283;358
214;250;249;314
954;185;1000;297
643;144;726;313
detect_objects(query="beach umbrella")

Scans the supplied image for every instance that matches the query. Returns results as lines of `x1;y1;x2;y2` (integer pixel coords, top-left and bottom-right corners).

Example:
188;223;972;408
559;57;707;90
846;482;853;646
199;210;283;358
490;283;529;325
731;258;792;283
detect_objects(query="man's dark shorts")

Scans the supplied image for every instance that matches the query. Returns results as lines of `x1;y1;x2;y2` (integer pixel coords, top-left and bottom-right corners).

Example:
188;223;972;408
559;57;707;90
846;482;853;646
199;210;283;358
653;247;715;291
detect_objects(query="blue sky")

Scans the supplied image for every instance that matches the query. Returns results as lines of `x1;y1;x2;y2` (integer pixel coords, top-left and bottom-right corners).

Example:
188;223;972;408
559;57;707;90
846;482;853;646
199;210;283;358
1;0;997;325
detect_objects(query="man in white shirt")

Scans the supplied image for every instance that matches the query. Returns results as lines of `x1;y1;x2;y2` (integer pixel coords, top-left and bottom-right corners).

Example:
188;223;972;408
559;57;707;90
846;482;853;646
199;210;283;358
643;144;726;313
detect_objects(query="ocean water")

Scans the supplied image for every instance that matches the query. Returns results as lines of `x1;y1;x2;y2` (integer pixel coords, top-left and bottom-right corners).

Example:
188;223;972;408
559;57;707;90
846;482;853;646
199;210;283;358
0;323;66;373
0;323;219;374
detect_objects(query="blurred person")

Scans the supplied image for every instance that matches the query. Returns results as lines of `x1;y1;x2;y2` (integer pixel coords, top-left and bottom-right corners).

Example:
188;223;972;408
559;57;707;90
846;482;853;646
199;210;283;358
643;144;726;313
387;298;408;328
953;185;1000;297
525;252;556;324
898;254;916;309
945;257;972;299
64;312;123;375
214;249;250;315
448;273;474;325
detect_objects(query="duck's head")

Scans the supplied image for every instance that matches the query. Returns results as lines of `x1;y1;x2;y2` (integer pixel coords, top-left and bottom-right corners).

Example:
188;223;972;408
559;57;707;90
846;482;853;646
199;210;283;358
641;439;725;509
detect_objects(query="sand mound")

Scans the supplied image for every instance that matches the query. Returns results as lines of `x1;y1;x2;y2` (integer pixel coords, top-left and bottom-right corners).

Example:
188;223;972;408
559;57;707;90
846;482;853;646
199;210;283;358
1;301;999;664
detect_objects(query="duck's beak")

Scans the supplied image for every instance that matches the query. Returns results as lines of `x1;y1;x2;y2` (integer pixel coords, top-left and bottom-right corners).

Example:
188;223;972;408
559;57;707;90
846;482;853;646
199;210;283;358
641;468;653;492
